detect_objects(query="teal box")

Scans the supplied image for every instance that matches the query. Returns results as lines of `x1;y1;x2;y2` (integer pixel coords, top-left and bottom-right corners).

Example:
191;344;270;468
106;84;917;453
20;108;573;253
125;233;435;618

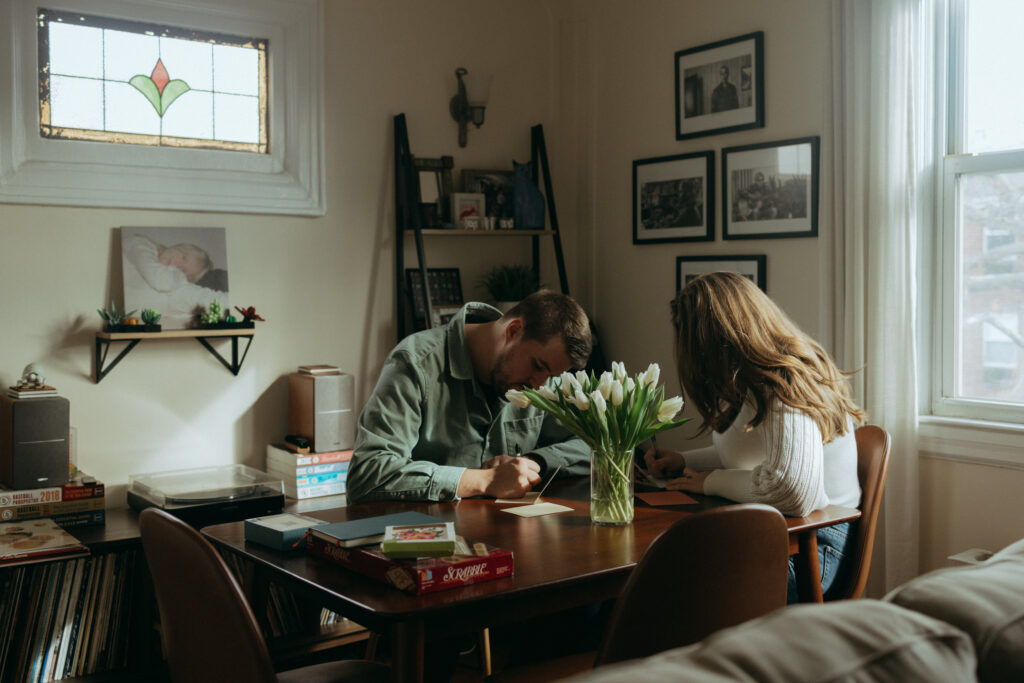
244;512;328;551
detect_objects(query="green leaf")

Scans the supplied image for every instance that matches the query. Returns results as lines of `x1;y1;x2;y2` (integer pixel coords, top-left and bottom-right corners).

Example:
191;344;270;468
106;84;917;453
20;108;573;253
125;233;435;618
160;79;190;114
129;75;162;114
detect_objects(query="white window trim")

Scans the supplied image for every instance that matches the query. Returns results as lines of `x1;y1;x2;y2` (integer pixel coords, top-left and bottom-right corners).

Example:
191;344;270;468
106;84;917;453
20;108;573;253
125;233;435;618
0;0;325;216
919;416;1024;471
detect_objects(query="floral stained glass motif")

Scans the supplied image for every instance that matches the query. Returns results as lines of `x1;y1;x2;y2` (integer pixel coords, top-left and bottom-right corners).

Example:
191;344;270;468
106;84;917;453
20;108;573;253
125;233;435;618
37;8;268;153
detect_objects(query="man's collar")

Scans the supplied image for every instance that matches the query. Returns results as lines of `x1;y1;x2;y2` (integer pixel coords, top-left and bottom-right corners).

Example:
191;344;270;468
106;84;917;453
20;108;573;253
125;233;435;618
447;302;502;381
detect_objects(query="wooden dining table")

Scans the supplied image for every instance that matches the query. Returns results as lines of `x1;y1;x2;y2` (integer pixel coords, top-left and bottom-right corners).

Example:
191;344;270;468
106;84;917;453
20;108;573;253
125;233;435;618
201;476;859;682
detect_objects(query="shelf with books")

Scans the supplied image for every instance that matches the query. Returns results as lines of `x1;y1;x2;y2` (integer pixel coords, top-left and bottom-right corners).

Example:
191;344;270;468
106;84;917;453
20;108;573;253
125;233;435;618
94;328;257;382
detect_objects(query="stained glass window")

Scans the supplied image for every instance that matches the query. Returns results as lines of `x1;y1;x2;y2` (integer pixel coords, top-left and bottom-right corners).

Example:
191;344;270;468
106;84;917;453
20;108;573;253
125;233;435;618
38;8;268;153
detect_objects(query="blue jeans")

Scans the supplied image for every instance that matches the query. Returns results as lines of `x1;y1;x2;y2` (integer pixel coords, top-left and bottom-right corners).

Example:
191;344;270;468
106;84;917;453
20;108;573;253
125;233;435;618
787;521;853;603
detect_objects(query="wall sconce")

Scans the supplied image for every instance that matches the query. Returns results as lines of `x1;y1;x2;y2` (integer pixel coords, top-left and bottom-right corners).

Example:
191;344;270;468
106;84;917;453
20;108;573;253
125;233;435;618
449;67;491;148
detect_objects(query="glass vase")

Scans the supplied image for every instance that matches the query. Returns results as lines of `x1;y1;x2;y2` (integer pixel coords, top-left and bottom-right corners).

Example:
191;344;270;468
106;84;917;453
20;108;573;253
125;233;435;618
590;447;635;526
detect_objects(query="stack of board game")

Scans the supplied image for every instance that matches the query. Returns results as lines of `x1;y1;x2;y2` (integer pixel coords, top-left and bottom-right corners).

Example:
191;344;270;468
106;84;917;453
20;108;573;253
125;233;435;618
0;474;105;528
264;444;351;499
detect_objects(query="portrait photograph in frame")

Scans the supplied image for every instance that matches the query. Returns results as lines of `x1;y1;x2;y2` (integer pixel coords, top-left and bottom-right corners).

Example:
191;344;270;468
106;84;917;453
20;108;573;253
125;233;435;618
675;31;764;141
675;254;766;292
633;151;714;244
461;169;515;223
722;136;820;240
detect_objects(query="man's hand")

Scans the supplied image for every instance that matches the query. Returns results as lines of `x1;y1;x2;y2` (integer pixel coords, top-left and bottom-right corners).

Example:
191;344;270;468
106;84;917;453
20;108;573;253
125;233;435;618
664;467;709;494
458;455;541;498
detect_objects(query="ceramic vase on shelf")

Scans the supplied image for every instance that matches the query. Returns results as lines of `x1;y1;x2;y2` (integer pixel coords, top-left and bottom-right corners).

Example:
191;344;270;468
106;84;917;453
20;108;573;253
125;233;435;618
590;447;635;526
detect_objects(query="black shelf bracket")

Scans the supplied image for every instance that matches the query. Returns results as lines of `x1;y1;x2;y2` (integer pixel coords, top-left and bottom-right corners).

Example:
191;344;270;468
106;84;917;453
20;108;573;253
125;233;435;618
95;337;142;383
194;334;254;376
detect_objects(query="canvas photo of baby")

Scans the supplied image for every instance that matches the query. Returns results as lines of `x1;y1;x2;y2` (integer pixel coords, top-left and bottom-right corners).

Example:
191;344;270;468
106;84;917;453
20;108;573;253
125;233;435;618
120;226;230;329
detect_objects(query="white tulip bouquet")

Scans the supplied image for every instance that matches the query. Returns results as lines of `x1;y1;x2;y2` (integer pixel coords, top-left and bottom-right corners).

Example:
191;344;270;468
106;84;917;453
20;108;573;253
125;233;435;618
506;362;688;524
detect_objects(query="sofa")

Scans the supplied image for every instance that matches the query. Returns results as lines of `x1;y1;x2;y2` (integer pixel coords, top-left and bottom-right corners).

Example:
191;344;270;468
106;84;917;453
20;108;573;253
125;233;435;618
561;537;1024;683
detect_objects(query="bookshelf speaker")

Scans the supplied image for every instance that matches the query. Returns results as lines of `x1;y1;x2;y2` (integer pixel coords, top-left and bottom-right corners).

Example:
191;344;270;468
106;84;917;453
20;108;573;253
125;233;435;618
288;373;355;453
0;395;71;490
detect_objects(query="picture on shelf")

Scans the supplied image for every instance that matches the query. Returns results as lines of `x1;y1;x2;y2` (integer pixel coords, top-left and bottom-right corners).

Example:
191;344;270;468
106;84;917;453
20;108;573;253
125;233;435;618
462;169;515;222
405;268;464;330
120;226;230;330
451;193;487;230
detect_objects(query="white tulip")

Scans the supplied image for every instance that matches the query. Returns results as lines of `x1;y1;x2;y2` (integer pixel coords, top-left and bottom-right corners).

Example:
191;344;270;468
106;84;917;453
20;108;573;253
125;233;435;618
505;389;531;408
575;370;589;389
560;372;575;396
597;373;614;400
625;377;635;393
572;388;590;410
538;385;558;402
640;363;661;388
611;380;624;406
612;361;626;381
657;396;684;422
590;390;607;416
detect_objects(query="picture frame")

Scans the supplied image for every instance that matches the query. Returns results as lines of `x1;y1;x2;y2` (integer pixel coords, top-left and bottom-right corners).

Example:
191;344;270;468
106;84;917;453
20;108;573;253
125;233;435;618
675;31;764;141
633;151;715;244
413;156;454;227
675;255;766;292
721;136;820;240
451;192;487;230
461;169;515;226
404;268;463;330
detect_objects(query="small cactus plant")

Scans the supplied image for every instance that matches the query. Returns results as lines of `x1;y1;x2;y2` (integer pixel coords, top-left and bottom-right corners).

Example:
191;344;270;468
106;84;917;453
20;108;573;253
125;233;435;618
201;300;224;325
97;300;136;327
141;308;162;325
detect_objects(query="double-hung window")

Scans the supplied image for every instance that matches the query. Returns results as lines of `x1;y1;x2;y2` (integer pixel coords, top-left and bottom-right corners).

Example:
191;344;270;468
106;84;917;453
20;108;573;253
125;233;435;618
933;0;1024;425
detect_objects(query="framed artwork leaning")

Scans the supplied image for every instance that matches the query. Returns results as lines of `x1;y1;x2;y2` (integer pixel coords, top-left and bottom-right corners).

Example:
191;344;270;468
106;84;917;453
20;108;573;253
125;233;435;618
675;254;766;292
633;151;714;244
722;136;820;240
404;268;463;330
675;31;764;140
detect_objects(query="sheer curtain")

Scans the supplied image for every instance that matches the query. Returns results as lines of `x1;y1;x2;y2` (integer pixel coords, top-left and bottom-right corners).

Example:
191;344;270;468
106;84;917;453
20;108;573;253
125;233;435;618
825;0;937;593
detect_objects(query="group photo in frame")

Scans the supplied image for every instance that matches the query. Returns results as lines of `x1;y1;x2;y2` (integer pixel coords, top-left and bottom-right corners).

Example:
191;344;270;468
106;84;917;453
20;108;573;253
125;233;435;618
675;31;764;140
676;254;766;292
633;151;715;244
722;136;820;240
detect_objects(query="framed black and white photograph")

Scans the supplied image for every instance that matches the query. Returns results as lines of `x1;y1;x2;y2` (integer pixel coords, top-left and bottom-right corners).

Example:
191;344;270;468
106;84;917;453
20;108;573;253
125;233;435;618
633;151;714;244
675;31;764;140
722;136;819;240
675;254;766;292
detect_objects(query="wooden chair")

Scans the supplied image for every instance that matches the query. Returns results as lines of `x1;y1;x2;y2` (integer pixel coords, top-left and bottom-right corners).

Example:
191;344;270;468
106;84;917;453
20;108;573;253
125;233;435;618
824;424;891;601
138;508;389;683
593;503;789;667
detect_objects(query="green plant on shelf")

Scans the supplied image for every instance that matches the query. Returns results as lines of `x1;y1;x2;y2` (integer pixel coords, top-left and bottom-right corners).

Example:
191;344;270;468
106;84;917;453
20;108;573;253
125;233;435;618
479;264;540;304
141;308;162;325
201;300;224;325
97;300;136;327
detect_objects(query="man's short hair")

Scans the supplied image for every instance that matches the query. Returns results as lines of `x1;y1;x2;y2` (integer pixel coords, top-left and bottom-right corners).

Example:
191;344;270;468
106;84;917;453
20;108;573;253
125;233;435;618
504;290;592;369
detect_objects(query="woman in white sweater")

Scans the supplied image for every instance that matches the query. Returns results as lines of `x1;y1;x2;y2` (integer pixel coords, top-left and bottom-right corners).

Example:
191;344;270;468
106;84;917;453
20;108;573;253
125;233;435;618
645;271;866;602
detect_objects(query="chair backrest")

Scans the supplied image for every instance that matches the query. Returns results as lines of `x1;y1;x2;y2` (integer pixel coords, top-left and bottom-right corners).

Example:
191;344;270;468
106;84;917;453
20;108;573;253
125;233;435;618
139;508;279;683
594;503;789;667
826;425;891;601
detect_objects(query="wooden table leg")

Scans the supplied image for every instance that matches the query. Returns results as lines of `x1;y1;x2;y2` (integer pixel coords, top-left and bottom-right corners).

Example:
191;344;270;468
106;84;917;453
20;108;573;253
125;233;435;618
796;532;824;603
391;619;424;683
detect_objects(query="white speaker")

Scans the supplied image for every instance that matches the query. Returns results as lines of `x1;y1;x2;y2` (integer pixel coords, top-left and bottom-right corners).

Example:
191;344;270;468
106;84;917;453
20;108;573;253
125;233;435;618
288;373;355;452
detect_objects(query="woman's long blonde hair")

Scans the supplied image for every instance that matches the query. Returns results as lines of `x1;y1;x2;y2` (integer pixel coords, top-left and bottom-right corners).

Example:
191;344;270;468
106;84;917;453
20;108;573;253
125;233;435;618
672;271;865;442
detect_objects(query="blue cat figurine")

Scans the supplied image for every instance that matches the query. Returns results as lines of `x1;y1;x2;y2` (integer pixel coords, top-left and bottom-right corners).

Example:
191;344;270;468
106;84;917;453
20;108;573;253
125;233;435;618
513;161;546;229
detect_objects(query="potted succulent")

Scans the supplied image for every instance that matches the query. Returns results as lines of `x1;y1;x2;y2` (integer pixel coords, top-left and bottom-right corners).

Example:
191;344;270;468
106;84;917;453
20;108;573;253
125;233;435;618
97;301;140;333
479;264;540;313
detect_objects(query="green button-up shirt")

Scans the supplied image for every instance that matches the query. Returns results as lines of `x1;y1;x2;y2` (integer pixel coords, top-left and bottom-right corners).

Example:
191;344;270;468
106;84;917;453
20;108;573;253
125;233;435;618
347;302;590;503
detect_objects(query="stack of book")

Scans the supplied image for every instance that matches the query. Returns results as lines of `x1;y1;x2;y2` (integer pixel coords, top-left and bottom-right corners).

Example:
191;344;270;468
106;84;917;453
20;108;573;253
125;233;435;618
0;474;106;528
265;444;351;500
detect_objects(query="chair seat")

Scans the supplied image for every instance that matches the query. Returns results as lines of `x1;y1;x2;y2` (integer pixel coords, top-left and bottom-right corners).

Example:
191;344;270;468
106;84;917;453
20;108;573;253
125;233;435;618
276;659;390;683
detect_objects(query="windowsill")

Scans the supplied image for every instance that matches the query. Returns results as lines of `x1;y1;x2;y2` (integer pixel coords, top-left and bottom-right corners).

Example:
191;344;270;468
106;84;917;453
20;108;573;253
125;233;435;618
918;415;1024;470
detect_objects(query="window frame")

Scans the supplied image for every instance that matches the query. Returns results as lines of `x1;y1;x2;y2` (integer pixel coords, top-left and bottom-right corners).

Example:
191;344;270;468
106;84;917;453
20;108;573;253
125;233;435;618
0;0;325;216
931;0;1024;425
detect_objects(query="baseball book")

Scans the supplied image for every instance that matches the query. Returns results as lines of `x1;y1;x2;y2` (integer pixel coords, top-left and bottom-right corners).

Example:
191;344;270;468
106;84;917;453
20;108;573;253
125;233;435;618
1;497;106;523
306;532;513;594
266;443;353;469
0;476;105;507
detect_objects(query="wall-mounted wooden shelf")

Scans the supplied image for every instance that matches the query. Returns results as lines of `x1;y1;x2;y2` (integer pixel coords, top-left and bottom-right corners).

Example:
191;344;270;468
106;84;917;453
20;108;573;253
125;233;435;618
94;328;255;382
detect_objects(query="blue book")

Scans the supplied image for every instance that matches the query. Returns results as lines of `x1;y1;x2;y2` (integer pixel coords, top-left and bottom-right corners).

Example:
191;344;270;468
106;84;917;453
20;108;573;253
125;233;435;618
308;511;443;548
244;512;329;551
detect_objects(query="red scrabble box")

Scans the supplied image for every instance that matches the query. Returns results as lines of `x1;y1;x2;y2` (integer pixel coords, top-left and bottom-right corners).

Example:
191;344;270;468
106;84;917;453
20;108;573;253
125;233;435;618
306;533;514;594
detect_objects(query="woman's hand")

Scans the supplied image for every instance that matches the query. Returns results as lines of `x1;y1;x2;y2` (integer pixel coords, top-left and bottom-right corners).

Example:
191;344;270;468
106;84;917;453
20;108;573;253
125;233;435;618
643;448;686;478
665;467;710;494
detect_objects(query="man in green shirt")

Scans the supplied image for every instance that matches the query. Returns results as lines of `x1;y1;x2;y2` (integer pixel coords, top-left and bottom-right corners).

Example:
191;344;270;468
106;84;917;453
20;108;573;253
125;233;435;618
347;290;593;503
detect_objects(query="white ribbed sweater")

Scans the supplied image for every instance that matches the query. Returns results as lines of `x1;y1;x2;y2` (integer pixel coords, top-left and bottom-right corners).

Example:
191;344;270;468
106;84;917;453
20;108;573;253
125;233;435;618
685;401;861;517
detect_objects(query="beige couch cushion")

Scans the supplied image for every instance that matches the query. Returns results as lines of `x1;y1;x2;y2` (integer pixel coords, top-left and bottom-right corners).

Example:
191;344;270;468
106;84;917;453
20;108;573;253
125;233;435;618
884;537;1024;683
560;600;975;683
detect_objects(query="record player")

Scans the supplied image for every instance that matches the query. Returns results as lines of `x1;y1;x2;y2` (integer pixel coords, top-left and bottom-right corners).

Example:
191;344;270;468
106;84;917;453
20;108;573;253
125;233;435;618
127;464;285;528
